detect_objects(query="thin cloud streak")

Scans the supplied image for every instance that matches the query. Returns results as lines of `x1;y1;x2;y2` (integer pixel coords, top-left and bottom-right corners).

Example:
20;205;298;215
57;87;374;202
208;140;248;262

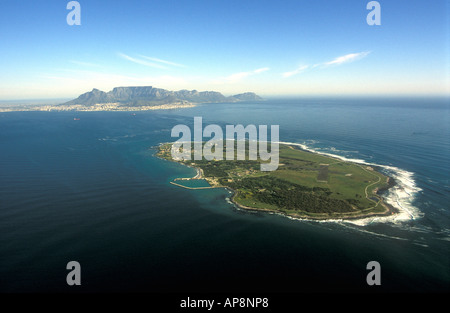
323;51;371;67
282;65;308;78
215;67;270;84
117;52;168;69
138;55;186;68
283;51;371;78
253;67;270;74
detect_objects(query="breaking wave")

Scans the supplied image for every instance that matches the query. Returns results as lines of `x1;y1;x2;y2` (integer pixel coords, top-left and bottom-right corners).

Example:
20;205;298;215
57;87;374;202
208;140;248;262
277;141;423;226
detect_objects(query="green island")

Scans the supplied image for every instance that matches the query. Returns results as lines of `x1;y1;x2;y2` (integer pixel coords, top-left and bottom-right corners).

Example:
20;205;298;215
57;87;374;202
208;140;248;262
156;142;397;220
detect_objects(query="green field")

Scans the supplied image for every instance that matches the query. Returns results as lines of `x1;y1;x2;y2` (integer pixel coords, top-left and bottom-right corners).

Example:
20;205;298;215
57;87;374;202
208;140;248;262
157;142;392;220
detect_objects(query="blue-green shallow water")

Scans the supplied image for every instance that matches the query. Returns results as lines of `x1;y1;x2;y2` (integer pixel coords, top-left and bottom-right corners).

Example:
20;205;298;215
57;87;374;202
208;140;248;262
172;179;211;188
0;98;448;292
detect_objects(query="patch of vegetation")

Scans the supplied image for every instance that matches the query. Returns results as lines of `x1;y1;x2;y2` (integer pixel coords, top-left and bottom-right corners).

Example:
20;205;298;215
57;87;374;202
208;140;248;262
156;142;391;218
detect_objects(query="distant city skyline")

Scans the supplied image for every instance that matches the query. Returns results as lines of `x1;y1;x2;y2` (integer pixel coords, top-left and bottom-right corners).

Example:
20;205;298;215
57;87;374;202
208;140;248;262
0;0;448;100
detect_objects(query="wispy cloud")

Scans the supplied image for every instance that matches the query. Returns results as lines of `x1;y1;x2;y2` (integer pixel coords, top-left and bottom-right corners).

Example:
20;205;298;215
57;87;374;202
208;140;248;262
118;53;188;70
282;65;308;78
283;51;371;78
214;67;270;84
253;67;270;74
117;52;168;69
138;55;186;68
323;51;370;67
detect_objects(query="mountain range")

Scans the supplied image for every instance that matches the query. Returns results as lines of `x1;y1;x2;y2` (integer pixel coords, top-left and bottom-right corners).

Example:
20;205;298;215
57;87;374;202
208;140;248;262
61;86;262;107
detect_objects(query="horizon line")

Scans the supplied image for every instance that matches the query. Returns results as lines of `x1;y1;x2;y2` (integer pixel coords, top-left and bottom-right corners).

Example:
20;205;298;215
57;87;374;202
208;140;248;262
1;93;449;103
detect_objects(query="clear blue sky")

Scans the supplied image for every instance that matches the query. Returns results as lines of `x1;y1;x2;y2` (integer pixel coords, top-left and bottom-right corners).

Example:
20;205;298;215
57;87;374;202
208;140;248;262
0;0;448;99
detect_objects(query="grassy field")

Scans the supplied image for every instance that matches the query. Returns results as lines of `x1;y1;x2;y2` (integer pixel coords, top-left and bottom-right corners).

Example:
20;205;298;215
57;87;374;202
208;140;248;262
156;142;392;219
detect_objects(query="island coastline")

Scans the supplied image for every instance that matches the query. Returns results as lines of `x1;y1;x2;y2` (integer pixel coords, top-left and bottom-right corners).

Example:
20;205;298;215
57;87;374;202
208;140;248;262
155;142;406;224
0;102;197;113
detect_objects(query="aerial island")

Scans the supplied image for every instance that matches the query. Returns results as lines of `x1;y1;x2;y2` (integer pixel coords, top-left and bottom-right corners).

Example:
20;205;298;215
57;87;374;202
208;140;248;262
157;142;397;221
0;86;262;112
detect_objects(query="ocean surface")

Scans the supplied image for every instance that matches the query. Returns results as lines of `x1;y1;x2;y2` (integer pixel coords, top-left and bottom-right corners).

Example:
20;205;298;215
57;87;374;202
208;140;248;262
0;97;448;292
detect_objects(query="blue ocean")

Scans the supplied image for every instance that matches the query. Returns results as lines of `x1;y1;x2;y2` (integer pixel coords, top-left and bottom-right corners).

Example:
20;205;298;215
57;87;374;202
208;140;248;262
0;97;448;292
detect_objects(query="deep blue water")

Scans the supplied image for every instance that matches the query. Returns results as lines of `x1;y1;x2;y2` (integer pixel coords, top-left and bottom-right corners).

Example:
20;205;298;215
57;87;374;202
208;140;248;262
0;98;449;292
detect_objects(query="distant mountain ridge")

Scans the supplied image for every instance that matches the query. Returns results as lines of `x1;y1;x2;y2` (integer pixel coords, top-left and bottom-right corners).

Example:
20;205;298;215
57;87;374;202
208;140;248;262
61;86;262;107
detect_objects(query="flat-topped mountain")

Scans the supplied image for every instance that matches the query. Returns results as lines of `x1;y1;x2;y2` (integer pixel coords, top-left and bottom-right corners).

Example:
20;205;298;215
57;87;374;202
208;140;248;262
61;86;262;107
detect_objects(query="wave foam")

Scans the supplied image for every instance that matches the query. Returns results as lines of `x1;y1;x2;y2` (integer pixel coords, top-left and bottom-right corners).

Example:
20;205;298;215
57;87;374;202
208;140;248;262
277;141;423;226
